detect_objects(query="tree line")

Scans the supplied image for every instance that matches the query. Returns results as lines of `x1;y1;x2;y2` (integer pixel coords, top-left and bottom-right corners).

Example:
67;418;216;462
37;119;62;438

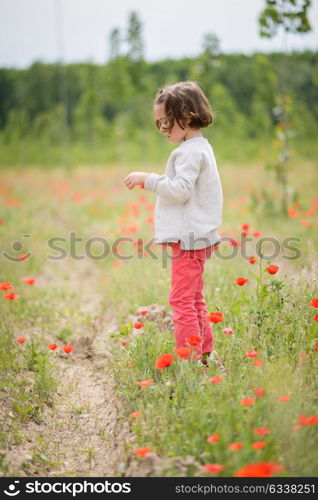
0;11;317;166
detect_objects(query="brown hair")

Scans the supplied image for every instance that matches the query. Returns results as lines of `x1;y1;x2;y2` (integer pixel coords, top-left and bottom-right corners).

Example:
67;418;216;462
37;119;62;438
154;81;213;132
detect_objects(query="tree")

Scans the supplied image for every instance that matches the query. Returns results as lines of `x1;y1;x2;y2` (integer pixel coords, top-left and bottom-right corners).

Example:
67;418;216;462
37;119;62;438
202;33;221;59
126;11;144;62
257;0;312;217
109;28;121;60
192;33;221;95
259;0;311;38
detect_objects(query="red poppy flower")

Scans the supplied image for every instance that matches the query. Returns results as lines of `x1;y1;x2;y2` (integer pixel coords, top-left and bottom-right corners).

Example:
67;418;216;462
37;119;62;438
206;311;224;323
248;257;257;264
18;253;29;261
121;341;128;345
0;282;13;291
202;464;225;473
265;265;279;275
63;344;74;354
252;231;262;238
298;414;318;426
17;337;26;343
299;351;310;362
241;223;250;232
155;353;174;370
246;350;259;358
310;299;318;307
303;208;314;217
235;461;284;477
207;433;220;443
174;347;191;359
48;343;58;350
300;219;311;227
223;327;234;335
228;442;243;450
278;395;290;403
130;411;142;418
3;292;20;300
187;335;203;347
253;359;264;367
209;376;222;384
136;379;153;387
288;208;300;218
140;184;145;189
134;447;152;457
240;398;255;406
229;238;240;247
252;441;267;449
314;342;318;352
21;277;36;285
311;199;318;209
315;314;318;323
139;310;148;315
235;277;249;286
72;191;83;202
133;322;144;329
254;387;266;397
253;427;270;436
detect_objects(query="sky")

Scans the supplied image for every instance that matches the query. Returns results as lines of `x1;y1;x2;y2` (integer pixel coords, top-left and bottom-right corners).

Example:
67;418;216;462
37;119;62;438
1;0;318;68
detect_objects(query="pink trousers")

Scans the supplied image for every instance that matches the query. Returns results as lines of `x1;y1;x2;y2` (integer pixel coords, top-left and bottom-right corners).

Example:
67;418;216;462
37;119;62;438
167;240;219;360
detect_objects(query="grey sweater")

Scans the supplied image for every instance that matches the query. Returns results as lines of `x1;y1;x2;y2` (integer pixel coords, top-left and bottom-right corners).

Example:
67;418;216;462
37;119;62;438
144;136;223;250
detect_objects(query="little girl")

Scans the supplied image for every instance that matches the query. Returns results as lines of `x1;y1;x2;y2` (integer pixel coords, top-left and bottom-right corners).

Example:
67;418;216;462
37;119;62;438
124;81;225;370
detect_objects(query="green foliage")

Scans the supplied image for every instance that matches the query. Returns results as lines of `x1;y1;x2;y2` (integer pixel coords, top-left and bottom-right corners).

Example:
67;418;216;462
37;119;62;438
257;1;313;217
0;49;317;166
111;305;318;476
0;331;57;440
110;322;133;338
56;328;73;343
259;0;312;38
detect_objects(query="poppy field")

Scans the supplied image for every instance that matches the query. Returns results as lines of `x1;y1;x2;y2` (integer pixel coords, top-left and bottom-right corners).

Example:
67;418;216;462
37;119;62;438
0;159;317;477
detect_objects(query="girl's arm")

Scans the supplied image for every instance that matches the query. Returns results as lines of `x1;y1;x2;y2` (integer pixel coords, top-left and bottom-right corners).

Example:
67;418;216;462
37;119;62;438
144;149;202;203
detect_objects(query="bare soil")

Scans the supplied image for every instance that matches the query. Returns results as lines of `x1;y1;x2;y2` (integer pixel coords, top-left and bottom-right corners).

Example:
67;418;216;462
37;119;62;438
3;256;136;477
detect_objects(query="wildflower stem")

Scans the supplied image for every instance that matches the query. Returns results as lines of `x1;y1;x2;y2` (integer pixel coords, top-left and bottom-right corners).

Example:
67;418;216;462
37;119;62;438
256;241;262;302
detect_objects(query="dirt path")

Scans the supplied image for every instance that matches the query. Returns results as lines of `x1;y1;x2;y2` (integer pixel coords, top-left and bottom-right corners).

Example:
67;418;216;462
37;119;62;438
5;256;136;477
275;238;318;293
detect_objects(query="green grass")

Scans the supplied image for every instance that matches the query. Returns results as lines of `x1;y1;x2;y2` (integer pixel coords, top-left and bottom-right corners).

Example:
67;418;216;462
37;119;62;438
0;158;317;476
109;257;317;476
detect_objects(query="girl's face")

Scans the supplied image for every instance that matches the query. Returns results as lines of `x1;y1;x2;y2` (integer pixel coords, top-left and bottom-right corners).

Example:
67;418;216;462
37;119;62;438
154;104;190;144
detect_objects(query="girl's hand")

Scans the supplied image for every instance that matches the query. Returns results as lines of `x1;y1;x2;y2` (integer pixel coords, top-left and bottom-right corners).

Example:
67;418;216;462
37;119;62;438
124;172;149;190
